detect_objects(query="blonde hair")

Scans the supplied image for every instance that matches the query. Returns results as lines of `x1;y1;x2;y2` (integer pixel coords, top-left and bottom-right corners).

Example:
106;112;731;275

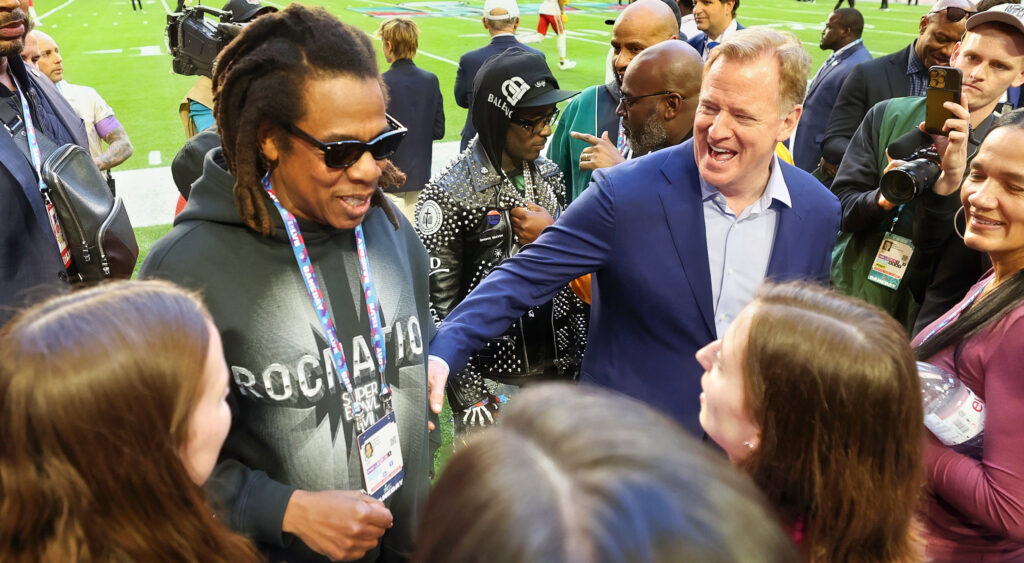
706;27;811;117
377;17;419;60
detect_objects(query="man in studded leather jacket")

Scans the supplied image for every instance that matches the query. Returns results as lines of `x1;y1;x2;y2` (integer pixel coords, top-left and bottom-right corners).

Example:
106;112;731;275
415;50;588;436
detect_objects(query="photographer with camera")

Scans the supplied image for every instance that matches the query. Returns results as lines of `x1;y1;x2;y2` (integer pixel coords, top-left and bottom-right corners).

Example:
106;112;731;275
176;0;275;137
830;4;1024;334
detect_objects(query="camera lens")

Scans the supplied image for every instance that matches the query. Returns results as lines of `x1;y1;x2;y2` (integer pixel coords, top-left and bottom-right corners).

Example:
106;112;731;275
879;159;941;205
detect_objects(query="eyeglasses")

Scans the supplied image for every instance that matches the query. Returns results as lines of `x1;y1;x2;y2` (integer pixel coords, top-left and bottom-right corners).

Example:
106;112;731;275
511;107;560;134
617;91;682;112
934;7;975;23
284;114;407;168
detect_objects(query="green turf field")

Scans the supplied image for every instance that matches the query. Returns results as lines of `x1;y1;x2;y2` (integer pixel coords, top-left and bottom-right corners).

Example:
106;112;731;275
34;0;930;172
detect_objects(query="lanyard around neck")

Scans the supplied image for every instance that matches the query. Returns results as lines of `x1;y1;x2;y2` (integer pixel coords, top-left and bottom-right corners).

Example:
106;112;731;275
13;78;44;187
261;174;390;416
919;282;986;345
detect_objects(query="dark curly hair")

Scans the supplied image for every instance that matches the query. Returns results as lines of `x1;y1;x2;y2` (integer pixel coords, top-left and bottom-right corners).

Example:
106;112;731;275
213;3;402;235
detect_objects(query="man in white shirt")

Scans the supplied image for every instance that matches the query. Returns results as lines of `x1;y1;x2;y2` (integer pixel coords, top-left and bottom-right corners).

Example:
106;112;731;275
521;0;576;69
32;31;133;171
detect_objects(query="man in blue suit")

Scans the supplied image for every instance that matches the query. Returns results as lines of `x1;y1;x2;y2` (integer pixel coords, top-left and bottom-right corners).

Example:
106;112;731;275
425;28;841;436
0;0;89;325
687;0;744;60
792;9;871;173
454;0;542;151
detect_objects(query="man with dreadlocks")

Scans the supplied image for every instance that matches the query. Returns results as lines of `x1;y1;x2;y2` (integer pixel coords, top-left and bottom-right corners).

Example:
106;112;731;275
142;6;432;562
415;49;587;440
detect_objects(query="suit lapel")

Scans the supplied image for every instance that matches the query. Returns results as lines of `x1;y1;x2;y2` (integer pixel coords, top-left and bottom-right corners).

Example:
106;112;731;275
0;129;52;241
766;165;808;277
658;140;716;335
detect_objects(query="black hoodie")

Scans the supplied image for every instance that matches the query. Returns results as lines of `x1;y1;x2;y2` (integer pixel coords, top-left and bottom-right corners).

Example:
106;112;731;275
141;149;433;562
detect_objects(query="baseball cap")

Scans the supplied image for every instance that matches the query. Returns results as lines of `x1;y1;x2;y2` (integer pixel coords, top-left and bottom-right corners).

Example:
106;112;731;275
928;0;976;12
222;0;277;23
483;0;520;21
474;49;578;112
967;3;1024;38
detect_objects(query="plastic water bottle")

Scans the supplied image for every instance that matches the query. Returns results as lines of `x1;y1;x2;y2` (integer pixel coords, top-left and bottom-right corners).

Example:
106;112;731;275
917;362;985;459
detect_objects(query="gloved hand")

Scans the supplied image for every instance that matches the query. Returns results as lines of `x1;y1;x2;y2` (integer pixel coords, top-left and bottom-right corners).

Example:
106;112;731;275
459;395;507;428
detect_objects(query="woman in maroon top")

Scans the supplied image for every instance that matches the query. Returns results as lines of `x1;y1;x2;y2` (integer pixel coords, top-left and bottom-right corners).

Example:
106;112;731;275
912;109;1024;561
696;282;925;562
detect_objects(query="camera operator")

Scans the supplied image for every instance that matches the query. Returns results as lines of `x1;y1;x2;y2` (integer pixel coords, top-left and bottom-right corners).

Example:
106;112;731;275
830;4;1024;334
177;0;275;137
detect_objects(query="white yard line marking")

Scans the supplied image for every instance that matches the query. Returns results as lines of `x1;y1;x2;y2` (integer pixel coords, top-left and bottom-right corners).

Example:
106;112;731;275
37;0;76;22
417;50;459;66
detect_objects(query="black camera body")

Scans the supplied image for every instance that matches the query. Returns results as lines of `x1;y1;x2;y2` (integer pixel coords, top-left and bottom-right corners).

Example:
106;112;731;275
166;2;243;78
879;129;942;206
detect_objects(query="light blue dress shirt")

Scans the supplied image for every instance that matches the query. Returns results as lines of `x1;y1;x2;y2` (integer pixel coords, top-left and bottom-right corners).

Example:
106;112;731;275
700;156;792;338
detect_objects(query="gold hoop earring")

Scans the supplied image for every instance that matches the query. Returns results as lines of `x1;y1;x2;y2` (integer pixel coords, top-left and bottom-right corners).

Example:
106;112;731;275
954;206;966;240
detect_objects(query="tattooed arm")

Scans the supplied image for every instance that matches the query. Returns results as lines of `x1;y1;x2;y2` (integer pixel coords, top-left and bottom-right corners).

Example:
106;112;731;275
93;126;133;170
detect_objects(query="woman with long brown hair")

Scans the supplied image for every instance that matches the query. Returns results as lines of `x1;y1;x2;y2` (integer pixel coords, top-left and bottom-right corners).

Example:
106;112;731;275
0;281;260;562
696;282;924;562
911;108;1024;561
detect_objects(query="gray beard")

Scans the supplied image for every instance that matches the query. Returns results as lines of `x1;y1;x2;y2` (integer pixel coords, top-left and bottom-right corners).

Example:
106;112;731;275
625;113;670;156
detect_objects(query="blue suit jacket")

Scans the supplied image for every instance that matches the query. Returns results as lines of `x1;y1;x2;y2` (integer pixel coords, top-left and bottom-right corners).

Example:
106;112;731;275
0;56;89;325
792;42;872;173
383;59;444;193
431;139;841;435
686;21;745;59
454;35;543;150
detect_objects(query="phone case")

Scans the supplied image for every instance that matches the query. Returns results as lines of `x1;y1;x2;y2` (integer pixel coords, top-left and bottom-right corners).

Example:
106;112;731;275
925;66;963;136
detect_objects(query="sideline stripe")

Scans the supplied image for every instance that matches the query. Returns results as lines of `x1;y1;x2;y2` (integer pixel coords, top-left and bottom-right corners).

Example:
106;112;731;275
37;0;76;22
417;50;459;66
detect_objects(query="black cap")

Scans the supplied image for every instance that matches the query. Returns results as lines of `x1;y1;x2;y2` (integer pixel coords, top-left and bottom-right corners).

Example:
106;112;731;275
605;0;682;28
221;0;277;23
473;49;578;115
471;49;578;171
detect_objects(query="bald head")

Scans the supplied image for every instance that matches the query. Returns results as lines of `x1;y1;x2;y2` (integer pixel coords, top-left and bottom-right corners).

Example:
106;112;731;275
618;41;704;155
20;30;38;67
610;0;679;84
31;30;63;83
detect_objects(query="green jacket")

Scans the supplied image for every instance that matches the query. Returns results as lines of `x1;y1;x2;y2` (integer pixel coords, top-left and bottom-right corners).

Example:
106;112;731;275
547;83;620;202
830;96;929;332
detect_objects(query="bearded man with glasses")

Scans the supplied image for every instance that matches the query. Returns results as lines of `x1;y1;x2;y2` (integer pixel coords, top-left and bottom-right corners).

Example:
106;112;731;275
415;49;588;441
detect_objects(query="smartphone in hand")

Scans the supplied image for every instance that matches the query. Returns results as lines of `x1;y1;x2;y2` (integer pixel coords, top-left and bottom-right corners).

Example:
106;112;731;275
925;66;963;136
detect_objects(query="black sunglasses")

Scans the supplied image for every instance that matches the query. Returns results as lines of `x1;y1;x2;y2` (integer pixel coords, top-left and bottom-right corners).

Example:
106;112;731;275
511;107;560;134
617;91;682;112
285;114;407;168
937;7;975;23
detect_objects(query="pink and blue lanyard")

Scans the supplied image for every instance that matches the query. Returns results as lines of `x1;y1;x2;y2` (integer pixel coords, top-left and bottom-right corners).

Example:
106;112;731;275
919;283;986;345
262;174;390;428
14;78;71;267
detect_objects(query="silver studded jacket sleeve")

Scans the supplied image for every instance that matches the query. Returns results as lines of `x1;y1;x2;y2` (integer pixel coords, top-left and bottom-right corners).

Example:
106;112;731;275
415;143;588;411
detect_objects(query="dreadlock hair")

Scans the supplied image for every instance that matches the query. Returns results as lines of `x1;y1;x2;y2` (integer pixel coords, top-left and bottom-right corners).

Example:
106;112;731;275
916;108;1024;361
213;3;401;236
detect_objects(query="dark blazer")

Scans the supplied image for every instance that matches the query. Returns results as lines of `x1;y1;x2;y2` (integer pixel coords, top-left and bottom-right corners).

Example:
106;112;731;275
0;56;89;325
793;41;872;172
383;59;444;193
1008;85;1023;109
686;21;745;59
429;139;841;435
821;44;916;166
454;35;543;150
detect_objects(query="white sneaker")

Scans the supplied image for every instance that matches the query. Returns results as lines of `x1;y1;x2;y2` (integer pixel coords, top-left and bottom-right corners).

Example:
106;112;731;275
559;59;577;70
520;33;545;43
